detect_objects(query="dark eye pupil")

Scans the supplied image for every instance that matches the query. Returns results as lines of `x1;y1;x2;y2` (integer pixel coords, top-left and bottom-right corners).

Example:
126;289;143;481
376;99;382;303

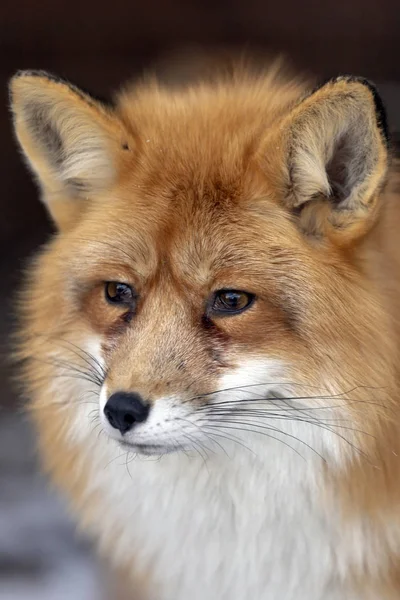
106;282;133;304
221;292;241;307
212;289;254;315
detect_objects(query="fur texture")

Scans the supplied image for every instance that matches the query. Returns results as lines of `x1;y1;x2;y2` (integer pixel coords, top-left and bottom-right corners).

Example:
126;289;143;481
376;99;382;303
9;62;400;599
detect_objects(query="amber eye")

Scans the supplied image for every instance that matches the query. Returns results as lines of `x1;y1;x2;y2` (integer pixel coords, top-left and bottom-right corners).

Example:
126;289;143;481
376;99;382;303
105;282;135;305
211;289;255;316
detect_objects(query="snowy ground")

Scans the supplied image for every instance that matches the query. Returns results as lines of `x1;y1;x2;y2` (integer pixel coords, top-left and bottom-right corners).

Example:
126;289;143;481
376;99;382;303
0;231;124;599
0;413;112;600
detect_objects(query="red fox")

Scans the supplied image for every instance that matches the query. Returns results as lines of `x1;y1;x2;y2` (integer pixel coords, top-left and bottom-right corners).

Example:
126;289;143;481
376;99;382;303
9;61;400;599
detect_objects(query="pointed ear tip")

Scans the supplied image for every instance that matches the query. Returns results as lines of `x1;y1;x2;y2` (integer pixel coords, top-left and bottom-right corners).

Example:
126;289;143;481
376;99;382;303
9;70;61;99
319;75;379;106
11;69;58;82
316;75;390;143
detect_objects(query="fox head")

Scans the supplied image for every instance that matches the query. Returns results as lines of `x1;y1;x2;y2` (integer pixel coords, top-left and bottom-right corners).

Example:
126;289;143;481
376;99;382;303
9;65;397;469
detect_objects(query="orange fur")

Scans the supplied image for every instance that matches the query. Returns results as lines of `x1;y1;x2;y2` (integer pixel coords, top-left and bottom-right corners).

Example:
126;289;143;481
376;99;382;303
9;61;400;598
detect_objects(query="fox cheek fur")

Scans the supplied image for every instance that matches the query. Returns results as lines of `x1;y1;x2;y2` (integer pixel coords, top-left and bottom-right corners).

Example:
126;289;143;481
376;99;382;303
9;63;400;599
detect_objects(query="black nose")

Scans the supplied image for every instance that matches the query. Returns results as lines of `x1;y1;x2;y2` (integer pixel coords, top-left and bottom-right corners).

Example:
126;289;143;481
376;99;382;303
104;392;150;434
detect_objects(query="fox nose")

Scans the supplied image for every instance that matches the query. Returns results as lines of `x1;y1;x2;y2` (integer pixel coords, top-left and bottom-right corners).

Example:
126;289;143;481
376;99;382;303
104;392;150;434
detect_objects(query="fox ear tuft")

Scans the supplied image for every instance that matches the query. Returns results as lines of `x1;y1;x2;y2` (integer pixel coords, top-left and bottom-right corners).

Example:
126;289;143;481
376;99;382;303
9;71;128;228
274;76;389;243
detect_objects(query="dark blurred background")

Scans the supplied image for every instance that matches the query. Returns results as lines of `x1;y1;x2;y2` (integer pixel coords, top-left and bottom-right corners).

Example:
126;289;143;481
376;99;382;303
0;1;399;598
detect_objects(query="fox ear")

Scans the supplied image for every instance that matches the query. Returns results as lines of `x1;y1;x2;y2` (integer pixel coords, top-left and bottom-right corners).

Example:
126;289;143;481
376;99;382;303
272;77;389;244
9;71;129;229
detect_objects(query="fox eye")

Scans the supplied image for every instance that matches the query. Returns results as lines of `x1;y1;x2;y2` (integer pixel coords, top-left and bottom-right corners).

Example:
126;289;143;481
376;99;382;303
211;290;255;316
105;282;135;305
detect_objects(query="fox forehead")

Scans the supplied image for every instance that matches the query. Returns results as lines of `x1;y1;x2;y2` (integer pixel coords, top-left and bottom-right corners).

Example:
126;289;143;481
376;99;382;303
72;76;309;287
67;179;306;293
115;73;304;165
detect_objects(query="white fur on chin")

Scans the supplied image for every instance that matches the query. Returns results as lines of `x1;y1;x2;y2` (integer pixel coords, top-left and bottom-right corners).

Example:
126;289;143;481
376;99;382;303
67;357;399;600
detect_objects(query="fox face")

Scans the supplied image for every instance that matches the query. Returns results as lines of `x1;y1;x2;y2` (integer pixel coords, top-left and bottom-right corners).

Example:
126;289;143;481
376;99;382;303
10;66;395;464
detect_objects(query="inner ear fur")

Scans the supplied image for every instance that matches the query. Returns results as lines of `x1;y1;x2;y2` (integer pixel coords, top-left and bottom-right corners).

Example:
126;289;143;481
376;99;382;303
269;76;389;243
9;70;130;229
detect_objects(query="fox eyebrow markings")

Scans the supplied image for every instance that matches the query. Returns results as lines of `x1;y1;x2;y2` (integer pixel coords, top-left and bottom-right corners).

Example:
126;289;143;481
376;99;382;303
61;237;149;287
70;237;149;275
